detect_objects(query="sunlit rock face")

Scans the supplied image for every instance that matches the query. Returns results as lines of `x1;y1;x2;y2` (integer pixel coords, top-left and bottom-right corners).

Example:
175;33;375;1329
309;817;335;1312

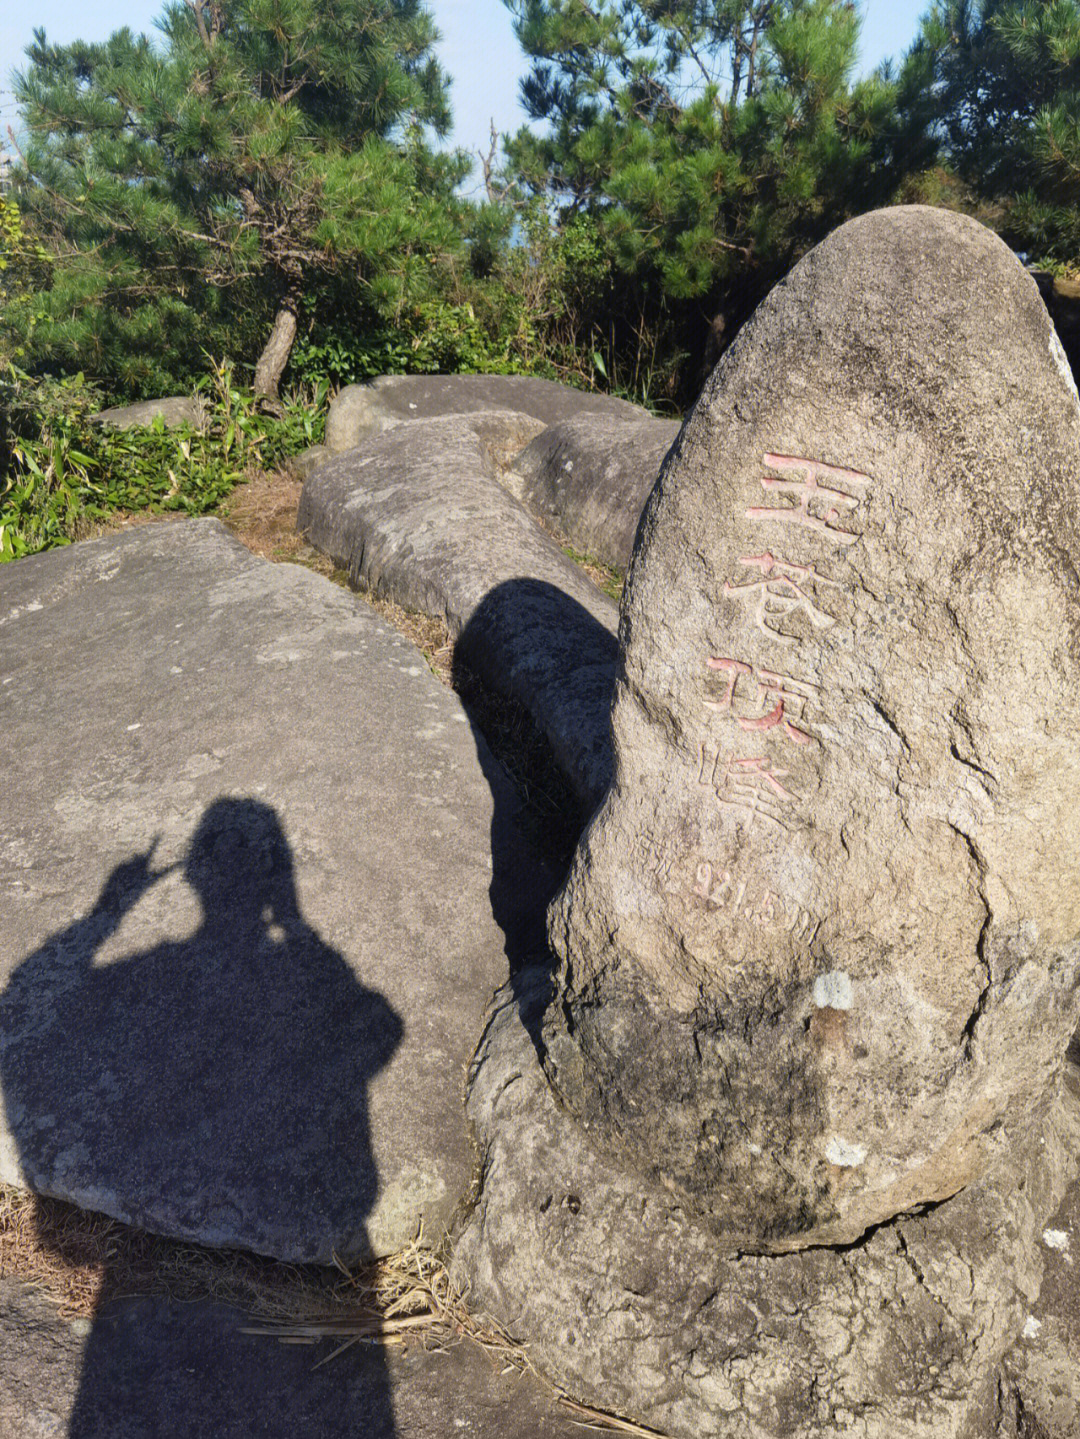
541;205;1080;1251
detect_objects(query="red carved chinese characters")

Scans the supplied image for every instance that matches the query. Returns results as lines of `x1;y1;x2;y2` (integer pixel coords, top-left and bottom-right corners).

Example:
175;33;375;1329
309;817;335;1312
698;744;797;833
686;452;869;869
704;658;817;746
746;453;872;546
722;552;839;644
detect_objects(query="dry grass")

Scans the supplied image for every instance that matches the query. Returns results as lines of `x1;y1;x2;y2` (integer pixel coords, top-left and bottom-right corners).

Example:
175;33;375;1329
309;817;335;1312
0;1186;669;1434
218;470;332;571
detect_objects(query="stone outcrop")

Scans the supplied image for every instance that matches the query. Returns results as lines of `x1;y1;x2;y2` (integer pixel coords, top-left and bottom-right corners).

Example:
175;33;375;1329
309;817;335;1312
451;206;1080;1438
0;519;542;1264
537;205;1080;1251
508;413;680;570
91;396;206;431
298;412;619;813
0;1272;585;1439
323;373;649;454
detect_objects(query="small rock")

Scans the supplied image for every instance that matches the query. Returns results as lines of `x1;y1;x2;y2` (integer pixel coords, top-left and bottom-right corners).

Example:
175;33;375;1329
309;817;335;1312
91;396;206;431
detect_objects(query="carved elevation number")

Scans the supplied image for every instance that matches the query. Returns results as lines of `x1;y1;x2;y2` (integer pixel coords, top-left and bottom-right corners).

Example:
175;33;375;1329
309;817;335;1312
691;862;816;938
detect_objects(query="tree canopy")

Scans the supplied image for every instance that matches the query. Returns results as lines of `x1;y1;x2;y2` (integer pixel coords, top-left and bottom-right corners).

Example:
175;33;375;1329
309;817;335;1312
11;0;468;398
915;0;1080;265
498;0;937;401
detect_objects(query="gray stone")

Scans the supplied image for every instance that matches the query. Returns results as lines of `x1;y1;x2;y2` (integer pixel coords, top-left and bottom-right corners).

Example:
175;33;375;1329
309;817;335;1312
284;443;332;480
0;519;541;1263
997;1113;1080;1437
539;205;1080;1250
324;373;648;454
91;395;206;431
452;977;1080;1439
298;413;619;813
0;1277;584;1439
508;414;680;570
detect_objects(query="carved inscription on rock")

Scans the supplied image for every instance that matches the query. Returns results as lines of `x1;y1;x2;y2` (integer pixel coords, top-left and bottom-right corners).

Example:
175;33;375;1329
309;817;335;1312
672;452;873;925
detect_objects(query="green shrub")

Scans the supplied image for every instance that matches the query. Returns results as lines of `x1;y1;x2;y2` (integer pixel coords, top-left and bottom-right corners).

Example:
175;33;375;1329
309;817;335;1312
0;362;326;562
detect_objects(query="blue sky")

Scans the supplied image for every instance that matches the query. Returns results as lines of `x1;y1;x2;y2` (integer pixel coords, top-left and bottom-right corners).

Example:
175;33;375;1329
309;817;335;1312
1;1;930;191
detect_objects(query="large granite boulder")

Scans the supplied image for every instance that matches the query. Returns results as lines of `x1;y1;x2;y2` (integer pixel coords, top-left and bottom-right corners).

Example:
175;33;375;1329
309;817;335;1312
0;520;539;1264
298;413;619;813
323;373;649;454
91;396;205;431
508;413;680;570
537;205;1080;1250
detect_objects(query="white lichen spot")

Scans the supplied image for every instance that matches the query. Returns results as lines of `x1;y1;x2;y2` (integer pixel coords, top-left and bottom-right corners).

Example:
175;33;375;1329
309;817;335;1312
825;1137;867;1168
1043;1228;1071;1253
1022;1316;1042;1340
747;1142;763;1156
1051;329;1080;403
813;970;853;1010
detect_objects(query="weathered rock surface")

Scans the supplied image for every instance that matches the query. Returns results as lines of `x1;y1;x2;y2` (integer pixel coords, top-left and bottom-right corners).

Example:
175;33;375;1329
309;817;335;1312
284;443;332;480
298;413;619;813
323;373;648;454
540;205;1080;1250
996;1113;1080;1438
0;519;540;1263
508;413;680;570
0;1277;583;1439
91;395;205;430
453;976;1080;1439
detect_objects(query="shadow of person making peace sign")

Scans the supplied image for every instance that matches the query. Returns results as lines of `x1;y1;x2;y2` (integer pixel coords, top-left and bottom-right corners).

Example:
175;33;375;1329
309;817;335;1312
0;796;402;1437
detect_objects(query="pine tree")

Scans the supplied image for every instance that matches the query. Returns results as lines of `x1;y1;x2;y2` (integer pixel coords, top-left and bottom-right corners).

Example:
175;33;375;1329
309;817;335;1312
500;0;935;399
915;0;1080;265
12;0;467;400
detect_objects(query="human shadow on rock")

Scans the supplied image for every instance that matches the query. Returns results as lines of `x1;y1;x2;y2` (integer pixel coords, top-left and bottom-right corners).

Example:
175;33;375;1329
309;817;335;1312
0;797;402;1438
452;579;618;1057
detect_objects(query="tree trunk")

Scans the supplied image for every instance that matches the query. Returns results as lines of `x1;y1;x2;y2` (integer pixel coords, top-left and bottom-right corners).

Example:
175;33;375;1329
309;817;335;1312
253;298;299;408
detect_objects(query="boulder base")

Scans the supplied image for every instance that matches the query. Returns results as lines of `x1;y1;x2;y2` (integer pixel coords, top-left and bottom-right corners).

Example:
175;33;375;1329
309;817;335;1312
454;978;1080;1439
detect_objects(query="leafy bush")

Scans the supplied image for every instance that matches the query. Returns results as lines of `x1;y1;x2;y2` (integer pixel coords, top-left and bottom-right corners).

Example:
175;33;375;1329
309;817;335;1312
287;294;533;389
0;362;326;562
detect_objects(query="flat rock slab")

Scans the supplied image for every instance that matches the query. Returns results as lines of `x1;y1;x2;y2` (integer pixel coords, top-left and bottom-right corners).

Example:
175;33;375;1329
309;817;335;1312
0;1278;583;1439
324;373;649;454
508;414;680;570
298;414;619;814
0;519;539;1263
91;396;204;430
